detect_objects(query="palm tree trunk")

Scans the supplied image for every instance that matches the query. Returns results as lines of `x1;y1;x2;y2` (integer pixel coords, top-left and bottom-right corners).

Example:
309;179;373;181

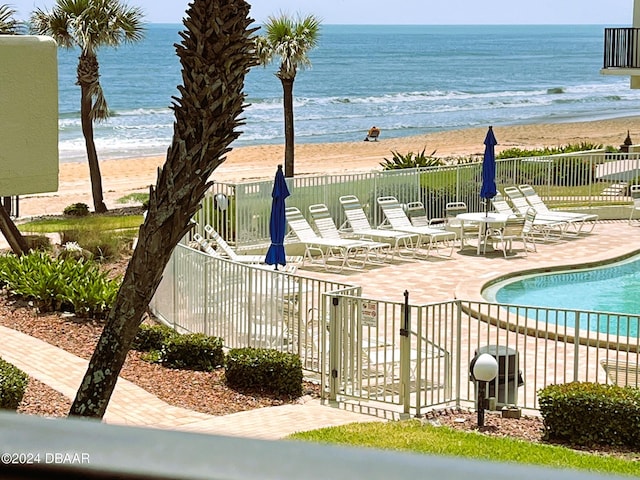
78;56;107;213
69;0;257;419
0;205;27;256
281;78;295;178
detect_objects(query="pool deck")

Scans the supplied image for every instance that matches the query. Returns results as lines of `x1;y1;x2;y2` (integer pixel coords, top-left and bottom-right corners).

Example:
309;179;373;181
298;220;640;306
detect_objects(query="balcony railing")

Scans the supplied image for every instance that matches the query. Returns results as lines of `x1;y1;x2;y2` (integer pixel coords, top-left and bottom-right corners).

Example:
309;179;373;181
603;27;640;69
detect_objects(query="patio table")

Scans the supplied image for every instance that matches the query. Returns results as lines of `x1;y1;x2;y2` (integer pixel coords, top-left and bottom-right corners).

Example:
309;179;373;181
456;212;511;255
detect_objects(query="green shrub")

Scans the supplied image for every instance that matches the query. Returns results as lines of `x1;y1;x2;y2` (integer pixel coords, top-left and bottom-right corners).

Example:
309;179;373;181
117;192;149;205
63;202;90;217
225;348;303;398
132;324;178;352
24;234;51;252
160;333;224;371
61;229;131;260
380;147;443;170
496;143;605;159
538;382;640;448
0;251;120;318
0;357;28;410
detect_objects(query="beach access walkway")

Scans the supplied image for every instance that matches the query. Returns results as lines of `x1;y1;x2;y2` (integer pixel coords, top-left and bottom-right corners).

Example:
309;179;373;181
1;220;639;437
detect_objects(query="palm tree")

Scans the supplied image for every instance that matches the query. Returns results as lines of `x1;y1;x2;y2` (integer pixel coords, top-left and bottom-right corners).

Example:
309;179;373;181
256;13;320;178
0;4;19;33
31;0;145;213
69;0;257;418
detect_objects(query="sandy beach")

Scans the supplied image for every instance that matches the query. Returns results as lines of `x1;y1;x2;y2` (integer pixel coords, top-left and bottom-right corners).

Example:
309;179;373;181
17;116;640;218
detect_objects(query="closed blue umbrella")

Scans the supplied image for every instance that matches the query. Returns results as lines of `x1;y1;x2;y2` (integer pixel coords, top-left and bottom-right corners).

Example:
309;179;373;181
480;126;498;215
265;164;291;269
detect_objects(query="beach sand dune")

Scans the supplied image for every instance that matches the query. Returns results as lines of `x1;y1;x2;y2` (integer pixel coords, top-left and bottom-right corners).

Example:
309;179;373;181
17;117;640;218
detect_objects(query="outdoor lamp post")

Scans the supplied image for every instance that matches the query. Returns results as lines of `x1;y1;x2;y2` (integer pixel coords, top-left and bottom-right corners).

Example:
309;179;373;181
470;353;499;427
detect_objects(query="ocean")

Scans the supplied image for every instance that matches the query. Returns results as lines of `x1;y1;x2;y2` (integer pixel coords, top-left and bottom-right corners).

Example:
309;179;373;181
56;24;640;162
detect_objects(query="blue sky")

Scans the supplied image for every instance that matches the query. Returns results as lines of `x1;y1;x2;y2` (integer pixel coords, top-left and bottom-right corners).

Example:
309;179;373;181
8;0;633;25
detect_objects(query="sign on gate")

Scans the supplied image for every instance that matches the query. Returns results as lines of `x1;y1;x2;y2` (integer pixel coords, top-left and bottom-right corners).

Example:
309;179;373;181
361;300;378;327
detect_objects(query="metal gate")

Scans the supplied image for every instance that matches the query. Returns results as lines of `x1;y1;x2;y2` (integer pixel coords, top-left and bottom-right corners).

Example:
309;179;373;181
326;292;454;416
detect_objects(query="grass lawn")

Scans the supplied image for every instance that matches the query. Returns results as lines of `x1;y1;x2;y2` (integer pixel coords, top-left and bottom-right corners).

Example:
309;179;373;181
289;420;640;477
18;215;144;234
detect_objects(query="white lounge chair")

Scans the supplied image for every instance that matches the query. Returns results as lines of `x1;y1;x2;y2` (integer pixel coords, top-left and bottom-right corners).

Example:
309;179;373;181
376;196;457;257
504;186;586;235
308;203;391;264
601;182;628;197
201;224;301;266
517;184;598;233
285;206;378;272
356;320;451;398
600;359;639;388
491;193;565;241
338;195;418;259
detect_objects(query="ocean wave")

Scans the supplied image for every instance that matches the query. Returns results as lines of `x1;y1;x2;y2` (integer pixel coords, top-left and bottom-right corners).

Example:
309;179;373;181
547;87;565;94
110;107;172;117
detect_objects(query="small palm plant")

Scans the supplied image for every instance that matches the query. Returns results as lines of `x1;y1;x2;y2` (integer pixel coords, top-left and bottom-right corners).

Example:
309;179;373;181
380;147;443;170
0;4;20;33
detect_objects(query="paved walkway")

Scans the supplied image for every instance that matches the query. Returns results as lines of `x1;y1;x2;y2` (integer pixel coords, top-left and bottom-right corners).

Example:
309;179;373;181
2;219;639;438
0;326;381;439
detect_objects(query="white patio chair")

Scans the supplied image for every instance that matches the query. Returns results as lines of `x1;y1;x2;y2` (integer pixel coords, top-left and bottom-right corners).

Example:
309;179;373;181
443;201;480;249
308;203;391;264
376;196;457;257
483;207;536;257
629;184;640;225
517;184;598;234
285;206;374;272
338;195;418;259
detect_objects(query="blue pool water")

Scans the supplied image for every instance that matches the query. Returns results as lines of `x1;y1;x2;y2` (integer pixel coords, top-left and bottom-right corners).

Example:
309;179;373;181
483;254;640;338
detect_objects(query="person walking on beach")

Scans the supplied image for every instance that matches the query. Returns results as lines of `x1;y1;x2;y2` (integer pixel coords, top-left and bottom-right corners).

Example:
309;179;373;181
364;126;380;141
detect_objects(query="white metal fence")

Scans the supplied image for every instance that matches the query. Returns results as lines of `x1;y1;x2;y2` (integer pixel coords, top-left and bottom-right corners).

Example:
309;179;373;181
149;245;640;418
149;243;360;373
199;151;640;250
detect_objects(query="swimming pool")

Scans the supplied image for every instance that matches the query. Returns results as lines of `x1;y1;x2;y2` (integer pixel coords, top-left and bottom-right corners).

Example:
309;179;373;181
483;253;640;338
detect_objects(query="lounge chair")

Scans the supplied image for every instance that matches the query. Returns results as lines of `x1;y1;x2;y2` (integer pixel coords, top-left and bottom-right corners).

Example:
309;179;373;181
202;225;301;266
483;207;537;257
348;313;451;398
491;193;566;241
364;126;380;141
629;184;640;225
376;196;457;257
285;206;380;272
517;184;598;233
601;182;628;196
308;203;391;264
339;195;418;258
503;186;587;235
600;359;639;388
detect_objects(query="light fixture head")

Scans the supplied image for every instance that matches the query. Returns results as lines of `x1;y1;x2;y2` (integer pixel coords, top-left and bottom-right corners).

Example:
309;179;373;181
471;353;499;382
